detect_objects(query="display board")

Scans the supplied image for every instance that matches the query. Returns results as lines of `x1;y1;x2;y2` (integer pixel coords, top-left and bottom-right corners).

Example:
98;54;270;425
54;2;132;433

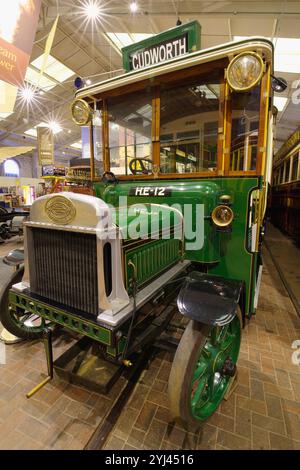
0;0;42;87
37;127;54;165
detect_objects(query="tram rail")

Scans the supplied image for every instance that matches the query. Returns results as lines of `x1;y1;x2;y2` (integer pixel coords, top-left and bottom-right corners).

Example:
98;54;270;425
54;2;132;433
264;240;300;318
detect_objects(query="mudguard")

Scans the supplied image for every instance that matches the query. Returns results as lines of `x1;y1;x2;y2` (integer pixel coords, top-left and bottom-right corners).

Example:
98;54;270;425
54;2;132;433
3;249;24;267
177;271;243;326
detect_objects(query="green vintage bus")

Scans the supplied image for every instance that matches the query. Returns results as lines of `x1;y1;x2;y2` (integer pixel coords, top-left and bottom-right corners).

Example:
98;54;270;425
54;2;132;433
2;22;278;423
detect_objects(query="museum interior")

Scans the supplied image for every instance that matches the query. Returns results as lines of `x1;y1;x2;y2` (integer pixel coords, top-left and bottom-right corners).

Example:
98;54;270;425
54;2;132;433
0;0;299;452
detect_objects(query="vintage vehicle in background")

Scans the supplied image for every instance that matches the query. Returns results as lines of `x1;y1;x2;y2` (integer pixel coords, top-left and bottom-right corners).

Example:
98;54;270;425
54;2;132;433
271;129;300;242
1;22;279;424
0;207;28;243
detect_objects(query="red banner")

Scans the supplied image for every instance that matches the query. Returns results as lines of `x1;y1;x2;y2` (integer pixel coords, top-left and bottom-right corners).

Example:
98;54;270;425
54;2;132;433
0;0;42;87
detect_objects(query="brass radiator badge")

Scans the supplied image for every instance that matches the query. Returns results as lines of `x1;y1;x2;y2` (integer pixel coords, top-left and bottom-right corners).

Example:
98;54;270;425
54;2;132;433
45;196;76;225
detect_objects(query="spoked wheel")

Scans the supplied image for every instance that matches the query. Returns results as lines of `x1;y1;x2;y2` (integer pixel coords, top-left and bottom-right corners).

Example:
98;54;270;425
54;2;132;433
168;309;242;425
0;267;47;340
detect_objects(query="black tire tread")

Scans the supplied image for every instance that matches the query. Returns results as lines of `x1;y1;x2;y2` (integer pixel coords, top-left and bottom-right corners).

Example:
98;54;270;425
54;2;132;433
0;267;43;340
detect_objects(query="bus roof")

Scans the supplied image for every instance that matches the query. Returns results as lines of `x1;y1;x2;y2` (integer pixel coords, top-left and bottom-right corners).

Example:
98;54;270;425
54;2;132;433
76;37;273;100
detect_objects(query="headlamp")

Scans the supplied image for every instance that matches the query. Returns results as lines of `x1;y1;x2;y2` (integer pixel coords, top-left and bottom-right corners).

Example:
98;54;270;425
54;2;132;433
227;52;264;92
71;99;92;126
212;205;234;227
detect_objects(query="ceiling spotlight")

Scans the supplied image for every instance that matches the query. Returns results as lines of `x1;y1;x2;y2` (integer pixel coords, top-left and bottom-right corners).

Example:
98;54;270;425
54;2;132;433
130;1;138;13
21;85;35;103
48;121;62;134
84;0;101;20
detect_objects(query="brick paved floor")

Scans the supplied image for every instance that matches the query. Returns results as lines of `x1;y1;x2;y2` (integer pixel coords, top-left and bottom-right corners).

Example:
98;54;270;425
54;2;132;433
0;237;300;450
103;246;300;451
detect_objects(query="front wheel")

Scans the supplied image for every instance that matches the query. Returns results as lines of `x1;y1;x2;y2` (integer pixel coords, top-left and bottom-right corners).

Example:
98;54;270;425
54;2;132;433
168;310;242;425
0;267;45;340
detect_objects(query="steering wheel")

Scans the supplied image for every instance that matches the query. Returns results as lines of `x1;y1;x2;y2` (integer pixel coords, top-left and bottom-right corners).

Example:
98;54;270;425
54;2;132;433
101;171;118;184
129;158;152;175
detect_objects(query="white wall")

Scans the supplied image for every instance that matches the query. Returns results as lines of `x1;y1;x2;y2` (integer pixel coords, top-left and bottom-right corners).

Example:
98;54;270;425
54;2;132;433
0;153;34;178
0;176;44;189
0;150;71;180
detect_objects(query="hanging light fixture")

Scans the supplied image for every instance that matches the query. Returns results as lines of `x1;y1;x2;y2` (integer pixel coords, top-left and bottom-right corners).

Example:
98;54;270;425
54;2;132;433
129;2;138;13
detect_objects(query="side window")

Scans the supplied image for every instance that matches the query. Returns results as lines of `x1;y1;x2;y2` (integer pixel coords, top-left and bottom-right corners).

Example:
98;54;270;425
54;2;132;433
280;165;284;184
230;86;260;171
108;89;153;176
291;154;299;181
284;159;290;183
159;76;221;174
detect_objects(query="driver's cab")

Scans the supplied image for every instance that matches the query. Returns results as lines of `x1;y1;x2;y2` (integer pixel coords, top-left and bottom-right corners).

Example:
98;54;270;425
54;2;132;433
73;32;273;188
95;73;222;177
89;61;262;180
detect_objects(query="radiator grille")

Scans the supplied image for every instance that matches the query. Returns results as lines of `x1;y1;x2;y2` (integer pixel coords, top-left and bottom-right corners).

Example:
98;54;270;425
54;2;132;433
29;228;98;315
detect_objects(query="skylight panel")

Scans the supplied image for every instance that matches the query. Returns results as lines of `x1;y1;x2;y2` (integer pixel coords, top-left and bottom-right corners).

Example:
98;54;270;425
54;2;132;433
106;32;153;50
275;55;300;73
198;85;219;99
273;37;300;54
234;36;300;73
115;33;134;48
31;54;75;83
70;141;82;149
273;96;288;112
0;112;13;119
25;67;56;91
106;33;128;50
274;38;300;73
137;104;152;119
132;33;153;42
24;122;62;138
208;85;220;98
24;128;38;138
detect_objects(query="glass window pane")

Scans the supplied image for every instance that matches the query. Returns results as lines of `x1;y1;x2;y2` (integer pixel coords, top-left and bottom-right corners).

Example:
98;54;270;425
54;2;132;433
4;159;19;177
108;90;152;175
93;111;104;178
160;77;221;174
284;161;289;182
292;155;298;181
230;86;261;171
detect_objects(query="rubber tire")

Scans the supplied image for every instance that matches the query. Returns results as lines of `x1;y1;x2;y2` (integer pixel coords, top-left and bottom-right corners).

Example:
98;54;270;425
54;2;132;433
0;267;43;340
168;320;210;426
168;313;241;426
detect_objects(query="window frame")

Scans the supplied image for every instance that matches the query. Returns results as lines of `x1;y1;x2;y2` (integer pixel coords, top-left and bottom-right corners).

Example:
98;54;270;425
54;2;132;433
88;58;269;180
4;159;20;177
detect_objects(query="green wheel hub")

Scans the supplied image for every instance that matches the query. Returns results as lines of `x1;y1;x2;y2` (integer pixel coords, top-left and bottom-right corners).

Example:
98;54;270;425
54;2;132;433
189;316;241;421
9;306;49;335
0;267;50;341
168;311;242;425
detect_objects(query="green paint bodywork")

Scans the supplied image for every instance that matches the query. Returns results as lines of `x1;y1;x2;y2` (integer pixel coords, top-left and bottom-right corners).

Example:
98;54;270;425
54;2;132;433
94;176;259;316
8;175;260;354
190;314;241;420
9;291;112;346
122;20;201;72
125;238;181;292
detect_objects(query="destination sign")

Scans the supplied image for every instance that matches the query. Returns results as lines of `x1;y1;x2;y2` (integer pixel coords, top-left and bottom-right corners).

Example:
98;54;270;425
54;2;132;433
129;187;172;197
122;21;201;72
130;35;188;71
